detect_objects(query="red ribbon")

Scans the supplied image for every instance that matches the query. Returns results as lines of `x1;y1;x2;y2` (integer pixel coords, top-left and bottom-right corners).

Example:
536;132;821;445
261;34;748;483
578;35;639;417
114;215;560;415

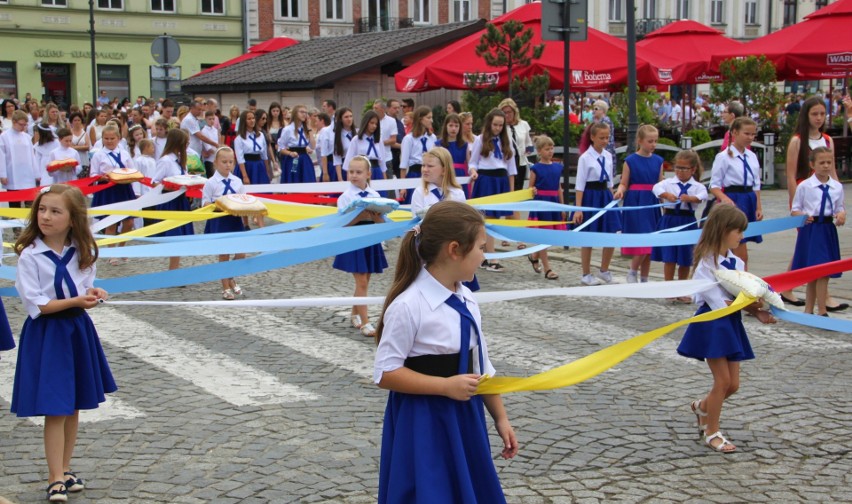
763;258;852;292
249;193;339;205
0;176;108;202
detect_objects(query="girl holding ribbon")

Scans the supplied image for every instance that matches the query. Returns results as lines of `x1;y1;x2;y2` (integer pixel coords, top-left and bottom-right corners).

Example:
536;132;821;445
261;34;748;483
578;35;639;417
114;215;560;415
709;117;762;267
374;200;518;503
151;129;194;271
526;135;565;280
678;204;775;454
12;184;115;502
89;124;136;257
277;104;315;184
614;124;663;284
398;106;437;204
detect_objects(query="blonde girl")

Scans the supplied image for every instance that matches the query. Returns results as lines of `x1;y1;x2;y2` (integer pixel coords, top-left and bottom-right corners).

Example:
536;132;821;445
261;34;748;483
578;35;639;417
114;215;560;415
399;106;437;203
526;135;564;280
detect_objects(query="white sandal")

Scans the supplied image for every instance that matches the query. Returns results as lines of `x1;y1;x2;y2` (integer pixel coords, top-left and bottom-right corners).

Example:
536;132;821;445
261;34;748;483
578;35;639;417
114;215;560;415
232;284;243;296
350;314;362;329
222;289;235;300
704;431;736;453
360;322;376;338
691;399;708;437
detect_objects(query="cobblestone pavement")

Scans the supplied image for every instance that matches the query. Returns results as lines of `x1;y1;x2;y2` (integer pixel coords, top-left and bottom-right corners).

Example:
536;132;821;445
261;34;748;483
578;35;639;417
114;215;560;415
1;189;850;503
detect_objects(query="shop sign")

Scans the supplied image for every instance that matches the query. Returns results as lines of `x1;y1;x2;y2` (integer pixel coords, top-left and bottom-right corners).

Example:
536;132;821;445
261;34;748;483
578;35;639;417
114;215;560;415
33;49;127;60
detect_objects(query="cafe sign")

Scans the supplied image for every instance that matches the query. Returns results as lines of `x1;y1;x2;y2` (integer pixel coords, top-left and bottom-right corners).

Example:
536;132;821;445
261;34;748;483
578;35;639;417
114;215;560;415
34;49;127;60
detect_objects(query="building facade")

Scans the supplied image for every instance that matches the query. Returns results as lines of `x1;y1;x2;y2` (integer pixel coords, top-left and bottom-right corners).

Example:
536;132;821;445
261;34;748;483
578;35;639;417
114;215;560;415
0;0;245;107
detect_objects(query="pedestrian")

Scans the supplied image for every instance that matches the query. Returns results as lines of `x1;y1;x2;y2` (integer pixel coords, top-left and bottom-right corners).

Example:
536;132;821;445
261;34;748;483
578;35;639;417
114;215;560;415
468;109;516;272
343;110;386;196
11;184;115;502
499;98;533;192
33;124;60;185
435;113;471;197
718;101;744;151
222;105;239;149
133;139;156;197
709;117;763;267
202;146;248;300
89;124;135;256
234;110;270;189
200;110;220;178
316;112;335;182
126;123;147;159
573;122;621;286
614;124;663;284
410;147;465;216
678;204;776;453
399;106;436;204
374;200;518;503
651;150;707;300
332;107;356;182
526;135;565;280
790;147;846;316
277;104;315;183
151;129;194;270
332;156;388;338
46;128;82;185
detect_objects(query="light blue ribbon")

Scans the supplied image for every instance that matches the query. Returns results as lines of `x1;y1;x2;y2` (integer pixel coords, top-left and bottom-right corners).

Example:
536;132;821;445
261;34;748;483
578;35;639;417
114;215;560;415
473;201;676;213
771;307;852;333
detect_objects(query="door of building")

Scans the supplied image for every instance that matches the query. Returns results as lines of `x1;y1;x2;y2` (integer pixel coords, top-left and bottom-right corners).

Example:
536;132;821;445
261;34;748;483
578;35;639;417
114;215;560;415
41;63;71;110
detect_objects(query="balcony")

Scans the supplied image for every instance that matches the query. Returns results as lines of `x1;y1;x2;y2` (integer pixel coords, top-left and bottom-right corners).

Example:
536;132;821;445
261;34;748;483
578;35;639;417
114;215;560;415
356;16;414;33
636;18;676;38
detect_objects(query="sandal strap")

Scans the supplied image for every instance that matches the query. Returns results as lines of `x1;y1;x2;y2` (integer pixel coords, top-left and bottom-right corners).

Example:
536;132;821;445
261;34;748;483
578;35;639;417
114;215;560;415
48;481;66;491
704;431;735;451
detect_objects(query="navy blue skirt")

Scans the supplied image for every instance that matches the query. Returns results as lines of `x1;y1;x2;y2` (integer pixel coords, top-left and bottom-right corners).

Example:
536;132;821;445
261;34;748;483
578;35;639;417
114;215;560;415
370;164;387;198
455;168;471;199
402;170;422;205
678;303;755;362
0;297;14;359
791;221;841;278
244;159;269;185
575;188;622;233
471;173;511;217
379;392;506;504
622;189;660;234
11;309;117;417
92;182;136;208
333;242;388;274
651;214;698;267
282;152;316;184
152;194;194;237
727;191;762;244
205;214;245;234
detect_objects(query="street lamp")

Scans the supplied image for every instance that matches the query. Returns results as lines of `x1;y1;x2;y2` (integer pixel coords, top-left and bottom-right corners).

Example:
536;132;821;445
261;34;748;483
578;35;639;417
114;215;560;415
763;132;775;186
680;135;693;150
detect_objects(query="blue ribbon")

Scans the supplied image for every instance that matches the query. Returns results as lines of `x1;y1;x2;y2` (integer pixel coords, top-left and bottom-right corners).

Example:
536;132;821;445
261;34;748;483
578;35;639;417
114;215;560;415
492;138;502;160
222;178;236;195
43;247;78;299
366;138;378;159
297;127;309;147
249;134;261;152
597;156;609;182
473;200;675;213
771;307;852;333
107;151;125;168
420;137;428;153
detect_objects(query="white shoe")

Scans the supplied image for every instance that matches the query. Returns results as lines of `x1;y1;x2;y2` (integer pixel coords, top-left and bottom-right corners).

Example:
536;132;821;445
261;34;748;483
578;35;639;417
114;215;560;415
626;270;638;284
595;270;614;284
581;274;601;286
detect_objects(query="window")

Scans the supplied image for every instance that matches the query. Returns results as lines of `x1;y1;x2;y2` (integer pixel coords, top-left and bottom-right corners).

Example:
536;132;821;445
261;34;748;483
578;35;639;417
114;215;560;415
413;0;430;23
325;0;344;20
711;0;724;24
815;0;829;8
280;0;299;18
609;0;624;21
643;0;657;19
98;65;130;103
783;0;797;26
676;0;689;19
151;0;174;12
0;62;18;100
745;0;757;25
98;0;123;9
42;0;67;6
453;0;472;21
202;0;224;14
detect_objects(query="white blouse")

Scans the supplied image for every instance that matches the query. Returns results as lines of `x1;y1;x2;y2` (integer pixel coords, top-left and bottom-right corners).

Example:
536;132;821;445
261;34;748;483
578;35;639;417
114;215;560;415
693;252;744;310
792;174;845;217
652;176;708;211
710;146;762;190
575;147;614;191
16;238;97;319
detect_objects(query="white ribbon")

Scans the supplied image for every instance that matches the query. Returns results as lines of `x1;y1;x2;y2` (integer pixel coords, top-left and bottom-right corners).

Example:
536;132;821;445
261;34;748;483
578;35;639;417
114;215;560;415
245;177;471;193
90;186;184;232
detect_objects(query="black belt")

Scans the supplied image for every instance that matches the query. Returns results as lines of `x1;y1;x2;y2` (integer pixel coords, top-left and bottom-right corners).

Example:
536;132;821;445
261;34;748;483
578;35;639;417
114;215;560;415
664;209;695;216
724;185;753;193
407;163;422;175
812;216;834;223
244;153;262;161
290;147;308;154
584;181;609;190
477;168;508;177
404;351;473;378
40;307;85;319
370;159;380;168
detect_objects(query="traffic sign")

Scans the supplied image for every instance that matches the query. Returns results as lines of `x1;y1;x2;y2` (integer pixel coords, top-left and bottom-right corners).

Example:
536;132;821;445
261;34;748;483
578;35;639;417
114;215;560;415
151;35;180;65
541;0;588;42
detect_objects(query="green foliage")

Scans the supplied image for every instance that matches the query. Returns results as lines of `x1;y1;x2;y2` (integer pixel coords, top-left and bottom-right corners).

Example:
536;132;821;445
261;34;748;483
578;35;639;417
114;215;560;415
776;111;799;161
710;55;782;129
656;137;679;163
610;87;660;130
474;20;545;100
684;128;715;165
431;105;447;132
522;107;585;147
461;90;504;133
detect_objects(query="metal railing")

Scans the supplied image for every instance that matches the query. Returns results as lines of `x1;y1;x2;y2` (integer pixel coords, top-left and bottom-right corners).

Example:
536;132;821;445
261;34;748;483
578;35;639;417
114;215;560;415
636;18;676;38
356;16;414;33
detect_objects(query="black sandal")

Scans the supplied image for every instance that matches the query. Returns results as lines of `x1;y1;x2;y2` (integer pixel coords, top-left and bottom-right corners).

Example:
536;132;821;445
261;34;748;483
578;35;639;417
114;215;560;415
47;481;67;502
779;293;806;307
545;269;559;280
64;471;84;492
527;255;542;273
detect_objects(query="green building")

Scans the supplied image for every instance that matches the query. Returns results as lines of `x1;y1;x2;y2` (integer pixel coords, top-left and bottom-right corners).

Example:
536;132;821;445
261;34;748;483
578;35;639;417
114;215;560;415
0;0;245;107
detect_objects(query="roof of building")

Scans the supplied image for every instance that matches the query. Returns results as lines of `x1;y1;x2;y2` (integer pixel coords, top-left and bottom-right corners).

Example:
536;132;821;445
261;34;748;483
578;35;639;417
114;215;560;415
182;20;487;93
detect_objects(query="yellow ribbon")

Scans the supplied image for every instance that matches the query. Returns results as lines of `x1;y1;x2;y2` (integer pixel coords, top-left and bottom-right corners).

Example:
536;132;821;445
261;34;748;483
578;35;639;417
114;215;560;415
477;293;755;395
96;204;221;246
468;188;534;206
0;208;29;219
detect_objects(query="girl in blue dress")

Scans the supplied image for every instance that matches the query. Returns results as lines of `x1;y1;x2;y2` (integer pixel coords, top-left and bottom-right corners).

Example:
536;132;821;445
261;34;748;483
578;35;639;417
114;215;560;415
614;124;663;284
678;204;775;454
12;184;115;502
399;106;437;205
332;107;357;182
333;156;388;338
151;129;194;271
343;111;386;197
277;104;316;184
375;200;518;503
527;135;565;280
435;113;471;197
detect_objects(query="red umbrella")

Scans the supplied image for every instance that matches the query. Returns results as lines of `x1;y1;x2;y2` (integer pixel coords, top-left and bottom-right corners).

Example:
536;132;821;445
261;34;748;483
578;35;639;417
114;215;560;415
709;0;852;80
194;37;299;76
637;20;742;84
396;2;671;92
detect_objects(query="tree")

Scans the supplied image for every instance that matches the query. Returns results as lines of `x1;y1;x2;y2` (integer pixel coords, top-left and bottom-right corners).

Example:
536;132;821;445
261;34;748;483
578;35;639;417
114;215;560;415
474;20;545;101
710;55;782;129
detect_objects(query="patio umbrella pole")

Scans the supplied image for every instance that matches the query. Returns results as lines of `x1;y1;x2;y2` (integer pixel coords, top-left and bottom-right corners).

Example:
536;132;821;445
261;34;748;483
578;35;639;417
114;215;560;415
626;0;638;155
562;0;571;160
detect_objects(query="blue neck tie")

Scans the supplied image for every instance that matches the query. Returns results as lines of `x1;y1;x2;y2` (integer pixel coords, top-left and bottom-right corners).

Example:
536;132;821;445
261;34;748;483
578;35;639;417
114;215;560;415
492;138;502;160
176;160;185;175
297;127;308;147
358;190;369;197
366;137;378;159
107;151;125;168
43;247;78;299
431;188;443;200
597;156;609;182
346;132;352;141
677;182;692;211
420;136;428;153
249;133;260;152
222;178;236;195
720;257;736;270
444;293;484;375
818;184;833;217
737;155;754;187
